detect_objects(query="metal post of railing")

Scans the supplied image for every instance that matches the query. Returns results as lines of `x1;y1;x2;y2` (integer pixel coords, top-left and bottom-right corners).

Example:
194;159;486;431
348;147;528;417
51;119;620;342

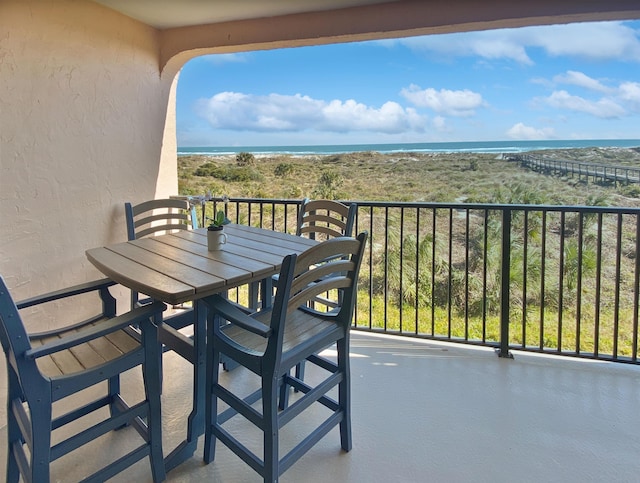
499;208;513;358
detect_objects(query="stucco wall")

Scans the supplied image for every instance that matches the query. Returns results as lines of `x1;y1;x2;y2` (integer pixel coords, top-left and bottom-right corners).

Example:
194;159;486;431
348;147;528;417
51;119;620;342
0;1;178;310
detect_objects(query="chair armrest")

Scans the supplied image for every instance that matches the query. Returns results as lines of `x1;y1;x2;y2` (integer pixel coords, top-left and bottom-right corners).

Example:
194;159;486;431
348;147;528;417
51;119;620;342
16;278;116;309
205;294;272;338
25;301;166;360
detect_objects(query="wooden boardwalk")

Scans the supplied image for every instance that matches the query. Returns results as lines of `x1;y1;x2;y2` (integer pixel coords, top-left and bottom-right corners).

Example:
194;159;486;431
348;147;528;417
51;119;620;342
505;153;640;185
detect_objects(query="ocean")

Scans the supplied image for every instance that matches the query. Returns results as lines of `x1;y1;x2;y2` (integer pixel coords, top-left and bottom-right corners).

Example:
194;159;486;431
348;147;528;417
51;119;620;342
178;139;640;157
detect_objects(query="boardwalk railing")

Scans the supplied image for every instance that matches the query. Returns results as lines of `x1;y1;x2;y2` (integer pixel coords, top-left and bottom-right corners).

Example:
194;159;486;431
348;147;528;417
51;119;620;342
186;196;640;364
507;153;640;185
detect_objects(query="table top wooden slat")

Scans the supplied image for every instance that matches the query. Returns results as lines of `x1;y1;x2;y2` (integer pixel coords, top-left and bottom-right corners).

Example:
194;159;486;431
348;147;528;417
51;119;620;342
86;247;196;304
162;231;281;273
132;237;268;281
107;242;228;293
226;225;317;251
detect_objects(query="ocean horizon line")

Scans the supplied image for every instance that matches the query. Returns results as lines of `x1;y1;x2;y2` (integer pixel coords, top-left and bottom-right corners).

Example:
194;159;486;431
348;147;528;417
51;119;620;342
178;139;640;157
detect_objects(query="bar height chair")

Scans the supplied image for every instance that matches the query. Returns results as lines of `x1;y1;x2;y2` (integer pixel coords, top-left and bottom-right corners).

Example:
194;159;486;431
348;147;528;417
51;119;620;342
125;198;199;309
124;197;202;372
0;277;166;483
260;198;357;390
202;232;368;483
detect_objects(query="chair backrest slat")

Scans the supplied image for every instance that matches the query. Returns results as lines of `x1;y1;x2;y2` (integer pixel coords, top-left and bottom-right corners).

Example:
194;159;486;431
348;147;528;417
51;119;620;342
125;198;198;241
296;198;357;241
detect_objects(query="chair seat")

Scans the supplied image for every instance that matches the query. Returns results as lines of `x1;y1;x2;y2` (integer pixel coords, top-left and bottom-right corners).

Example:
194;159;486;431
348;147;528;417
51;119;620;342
221;308;339;357
31;321;140;378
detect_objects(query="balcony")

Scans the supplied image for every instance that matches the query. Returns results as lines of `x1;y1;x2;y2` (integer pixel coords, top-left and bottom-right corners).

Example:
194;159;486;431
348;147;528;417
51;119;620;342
2;331;639;482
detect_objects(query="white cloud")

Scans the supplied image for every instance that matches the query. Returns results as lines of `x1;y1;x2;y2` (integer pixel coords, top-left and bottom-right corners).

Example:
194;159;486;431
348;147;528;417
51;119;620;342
195;92;427;134
618;82;640;111
432;116;447;131
400;84;485;116
397;31;532;64
393;21;640;64
506;122;555;140
541;90;626;118
553;71;613;93
535;73;640;118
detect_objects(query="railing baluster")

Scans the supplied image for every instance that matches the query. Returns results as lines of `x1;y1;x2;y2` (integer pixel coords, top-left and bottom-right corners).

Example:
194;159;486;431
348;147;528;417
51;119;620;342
576;212;584;355
464;207;470;340
431;208;437;335
540;211;547;351
399;206;405;333
522;210;529;349
633;215;640;362
415;207;420;335
499;208;512;358
558;211;565;353
482;209;489;343
368;205;374;330
594;212;603;357
614;213;623;360
447;208;453;338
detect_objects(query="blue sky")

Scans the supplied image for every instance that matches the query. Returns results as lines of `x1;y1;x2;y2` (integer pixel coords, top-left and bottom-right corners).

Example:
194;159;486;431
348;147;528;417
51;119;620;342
176;20;640;147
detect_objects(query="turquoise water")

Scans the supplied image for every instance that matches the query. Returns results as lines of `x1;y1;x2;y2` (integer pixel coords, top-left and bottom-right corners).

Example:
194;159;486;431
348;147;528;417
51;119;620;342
178;139;640;156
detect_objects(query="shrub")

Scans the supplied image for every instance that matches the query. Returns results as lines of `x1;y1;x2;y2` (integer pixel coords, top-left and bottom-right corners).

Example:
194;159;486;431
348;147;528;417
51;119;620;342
236;152;255;166
313;169;344;199
194;162;263;182
194;162;219;177
274;163;294;177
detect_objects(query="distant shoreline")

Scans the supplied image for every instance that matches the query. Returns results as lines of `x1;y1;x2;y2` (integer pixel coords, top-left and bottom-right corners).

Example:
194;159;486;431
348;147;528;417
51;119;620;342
178;139;640;157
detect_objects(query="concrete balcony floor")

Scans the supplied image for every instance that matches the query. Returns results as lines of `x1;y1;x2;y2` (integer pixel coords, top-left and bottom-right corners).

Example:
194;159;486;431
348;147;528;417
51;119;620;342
2;331;640;482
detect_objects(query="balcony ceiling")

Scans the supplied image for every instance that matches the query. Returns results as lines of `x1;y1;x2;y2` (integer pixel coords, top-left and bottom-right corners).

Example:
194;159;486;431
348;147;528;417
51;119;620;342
93;0;398;29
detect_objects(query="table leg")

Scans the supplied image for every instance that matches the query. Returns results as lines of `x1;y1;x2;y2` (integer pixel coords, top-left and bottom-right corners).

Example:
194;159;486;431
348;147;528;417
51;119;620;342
163;299;206;472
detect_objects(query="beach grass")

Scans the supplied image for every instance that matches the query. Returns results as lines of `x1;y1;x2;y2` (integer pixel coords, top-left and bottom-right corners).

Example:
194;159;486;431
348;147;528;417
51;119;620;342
178;147;640;206
179;147;640;356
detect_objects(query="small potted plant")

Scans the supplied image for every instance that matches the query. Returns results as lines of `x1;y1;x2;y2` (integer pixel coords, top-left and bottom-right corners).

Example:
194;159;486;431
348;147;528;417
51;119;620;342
207;210;230;251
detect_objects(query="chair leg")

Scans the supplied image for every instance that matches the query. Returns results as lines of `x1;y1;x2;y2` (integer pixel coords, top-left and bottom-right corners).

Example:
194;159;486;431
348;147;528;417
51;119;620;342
29;394;53;483
107;375;121;412
336;336;352;452
262;375;280;483
108;375;133;431
142;321;166;483
6;371;22;483
204;326;221;464
6;422;19;483
278;371;290;411
294;361;306;390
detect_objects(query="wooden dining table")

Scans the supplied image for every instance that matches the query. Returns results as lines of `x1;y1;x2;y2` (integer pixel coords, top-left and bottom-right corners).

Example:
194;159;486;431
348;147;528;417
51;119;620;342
86;224;317;472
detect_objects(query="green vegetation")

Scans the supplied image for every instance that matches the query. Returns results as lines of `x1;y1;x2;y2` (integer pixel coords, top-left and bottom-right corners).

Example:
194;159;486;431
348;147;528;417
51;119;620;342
179;148;640;206
236;151;256;166
179;147;640;357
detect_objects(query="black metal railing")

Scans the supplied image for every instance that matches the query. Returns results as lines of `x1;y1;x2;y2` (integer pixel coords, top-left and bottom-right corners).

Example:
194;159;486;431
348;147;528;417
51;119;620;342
189;196;640;364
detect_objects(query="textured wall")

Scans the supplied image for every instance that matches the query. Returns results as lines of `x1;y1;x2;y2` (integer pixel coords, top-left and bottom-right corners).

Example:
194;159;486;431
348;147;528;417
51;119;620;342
0;0;177;309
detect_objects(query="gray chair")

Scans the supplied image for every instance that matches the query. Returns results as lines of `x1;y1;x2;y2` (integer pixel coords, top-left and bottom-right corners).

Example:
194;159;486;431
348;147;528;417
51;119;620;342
202;232;368;483
265;199;358;385
125;198;199;310
296;198;357;241
0;277;166;482
124;198;202;385
259;198;357;310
